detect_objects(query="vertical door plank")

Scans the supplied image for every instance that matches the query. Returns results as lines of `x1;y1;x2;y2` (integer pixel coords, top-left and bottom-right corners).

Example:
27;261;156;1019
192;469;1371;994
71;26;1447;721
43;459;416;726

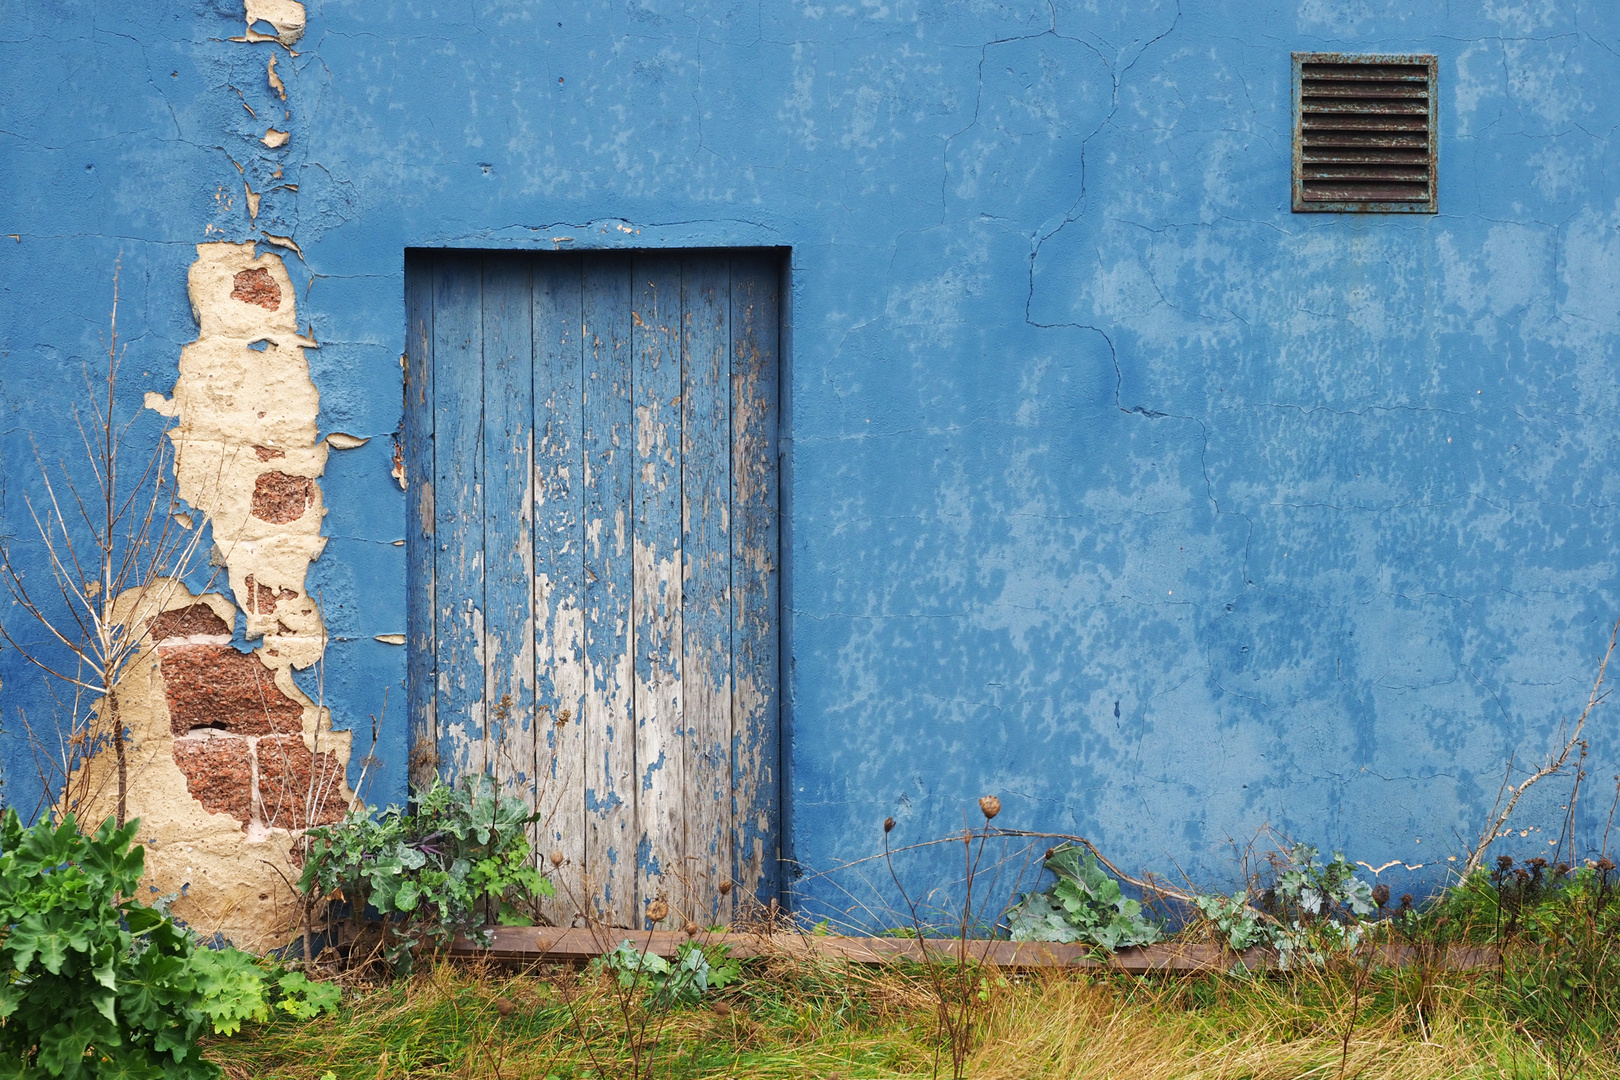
433;254;487;783
680;256;734;923
581;254;636;927
404;252;438;789
630;254;685;926
730;253;781;904
533;255;588;925
482;254;536;800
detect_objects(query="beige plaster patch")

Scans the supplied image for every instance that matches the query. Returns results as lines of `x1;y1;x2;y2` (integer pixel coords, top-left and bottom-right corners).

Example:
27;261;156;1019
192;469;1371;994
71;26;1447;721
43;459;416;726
114;240;348;949
70;586;351;952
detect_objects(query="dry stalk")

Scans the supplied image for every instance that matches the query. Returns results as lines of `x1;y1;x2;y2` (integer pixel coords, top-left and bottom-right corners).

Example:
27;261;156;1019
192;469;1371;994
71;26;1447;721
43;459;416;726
0;260;218;825
1463;614;1620;879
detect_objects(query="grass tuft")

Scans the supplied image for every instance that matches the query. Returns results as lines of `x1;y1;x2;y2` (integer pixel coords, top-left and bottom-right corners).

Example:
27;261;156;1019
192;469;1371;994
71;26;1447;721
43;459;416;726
208;953;1620;1080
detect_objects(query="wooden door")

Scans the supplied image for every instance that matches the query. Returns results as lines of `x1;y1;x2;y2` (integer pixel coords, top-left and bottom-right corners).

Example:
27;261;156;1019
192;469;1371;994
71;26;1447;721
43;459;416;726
404;249;781;928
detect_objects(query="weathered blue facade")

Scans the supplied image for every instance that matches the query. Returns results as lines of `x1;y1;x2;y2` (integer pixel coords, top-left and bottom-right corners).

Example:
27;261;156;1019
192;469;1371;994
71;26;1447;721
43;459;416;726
5;0;1620;938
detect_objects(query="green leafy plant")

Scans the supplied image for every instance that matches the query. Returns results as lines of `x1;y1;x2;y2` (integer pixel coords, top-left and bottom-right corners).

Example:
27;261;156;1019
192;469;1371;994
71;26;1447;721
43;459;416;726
0;808;272;1078
1006;844;1161;949
297;775;551;972
1185;844;1381;968
1457;856;1620;1072
1192;892;1270;951
273;971;343;1021
1264;844;1377;923
1258;844;1377;968
600;940;740;1007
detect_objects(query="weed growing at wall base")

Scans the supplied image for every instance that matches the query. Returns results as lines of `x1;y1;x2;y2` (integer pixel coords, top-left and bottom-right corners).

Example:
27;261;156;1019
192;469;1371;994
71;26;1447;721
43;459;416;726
0;809;267;1078
297;774;551;973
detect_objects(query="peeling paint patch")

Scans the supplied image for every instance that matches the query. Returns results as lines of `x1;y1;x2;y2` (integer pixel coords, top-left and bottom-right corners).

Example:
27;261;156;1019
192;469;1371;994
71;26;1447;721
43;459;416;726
244;0;305;46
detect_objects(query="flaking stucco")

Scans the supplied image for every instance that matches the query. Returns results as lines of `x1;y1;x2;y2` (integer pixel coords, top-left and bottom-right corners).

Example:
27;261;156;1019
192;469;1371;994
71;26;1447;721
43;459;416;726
108;239;346;947
70;586;350;951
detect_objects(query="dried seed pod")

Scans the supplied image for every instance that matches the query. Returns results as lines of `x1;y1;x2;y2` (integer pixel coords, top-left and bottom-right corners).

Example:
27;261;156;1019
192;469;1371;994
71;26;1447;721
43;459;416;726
684;921;699;937
719;880;734;896
883;817;896;834
978;795;1001;820
1371;883;1390;908
549;850;565;869
646;899;670;923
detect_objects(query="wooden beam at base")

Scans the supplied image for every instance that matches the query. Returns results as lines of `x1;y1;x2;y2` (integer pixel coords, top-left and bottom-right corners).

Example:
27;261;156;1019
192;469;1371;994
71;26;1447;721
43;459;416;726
450;926;1498;973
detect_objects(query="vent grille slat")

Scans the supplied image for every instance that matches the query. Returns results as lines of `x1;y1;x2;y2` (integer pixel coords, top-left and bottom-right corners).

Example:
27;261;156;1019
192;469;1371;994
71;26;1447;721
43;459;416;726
1293;53;1437;212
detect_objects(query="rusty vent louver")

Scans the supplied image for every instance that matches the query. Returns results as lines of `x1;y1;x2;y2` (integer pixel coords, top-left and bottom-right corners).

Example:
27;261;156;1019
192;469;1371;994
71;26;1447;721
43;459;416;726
1293;53;1437;213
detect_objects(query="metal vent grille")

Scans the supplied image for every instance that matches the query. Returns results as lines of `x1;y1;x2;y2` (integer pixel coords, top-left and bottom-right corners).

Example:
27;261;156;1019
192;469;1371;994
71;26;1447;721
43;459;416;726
1292;53;1437;213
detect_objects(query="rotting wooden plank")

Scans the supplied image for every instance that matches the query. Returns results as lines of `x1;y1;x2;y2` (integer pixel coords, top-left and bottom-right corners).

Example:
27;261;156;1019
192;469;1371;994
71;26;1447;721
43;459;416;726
532;255;587;926
581;254;636;928
450;927;1501;974
482;254;537;802
433;253;487;783
404;252;437;789
729;253;781;906
680;255;733;925
630;253;685;928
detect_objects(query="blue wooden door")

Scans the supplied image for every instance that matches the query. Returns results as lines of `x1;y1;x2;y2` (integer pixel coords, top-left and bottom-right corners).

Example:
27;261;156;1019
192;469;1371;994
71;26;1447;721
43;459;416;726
404;250;781;928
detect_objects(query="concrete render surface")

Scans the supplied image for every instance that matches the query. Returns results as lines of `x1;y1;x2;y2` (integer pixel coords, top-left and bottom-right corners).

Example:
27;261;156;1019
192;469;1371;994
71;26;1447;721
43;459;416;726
3;0;1620;939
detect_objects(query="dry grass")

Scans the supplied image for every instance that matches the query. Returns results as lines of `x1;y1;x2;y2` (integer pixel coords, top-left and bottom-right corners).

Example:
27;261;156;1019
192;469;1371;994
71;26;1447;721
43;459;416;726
207;956;1615;1080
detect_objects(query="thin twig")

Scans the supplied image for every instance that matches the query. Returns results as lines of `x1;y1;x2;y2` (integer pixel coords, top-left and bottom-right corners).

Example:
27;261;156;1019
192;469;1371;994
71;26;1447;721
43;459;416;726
1463;615;1620;879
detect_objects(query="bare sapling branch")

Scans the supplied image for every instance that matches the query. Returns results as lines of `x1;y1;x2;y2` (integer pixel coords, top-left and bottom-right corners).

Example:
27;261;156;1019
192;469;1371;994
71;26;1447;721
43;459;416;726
1462;614;1620;879
0;260;216;825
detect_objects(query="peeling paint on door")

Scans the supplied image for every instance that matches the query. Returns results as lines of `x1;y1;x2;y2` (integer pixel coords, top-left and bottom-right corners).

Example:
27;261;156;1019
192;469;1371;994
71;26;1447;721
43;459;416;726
406;250;782;927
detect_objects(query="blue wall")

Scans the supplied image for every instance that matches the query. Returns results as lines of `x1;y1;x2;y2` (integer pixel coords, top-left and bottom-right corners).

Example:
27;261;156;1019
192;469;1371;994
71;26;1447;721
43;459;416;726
6;0;1620;920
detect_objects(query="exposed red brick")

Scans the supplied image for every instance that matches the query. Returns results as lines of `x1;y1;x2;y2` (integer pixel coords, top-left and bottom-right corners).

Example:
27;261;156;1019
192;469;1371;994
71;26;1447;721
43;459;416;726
242;574;298;615
159;644;303;736
257;735;346;828
253;445;285;461
172;736;253;826
250;471;314;524
148;603;231;643
231;267;281;310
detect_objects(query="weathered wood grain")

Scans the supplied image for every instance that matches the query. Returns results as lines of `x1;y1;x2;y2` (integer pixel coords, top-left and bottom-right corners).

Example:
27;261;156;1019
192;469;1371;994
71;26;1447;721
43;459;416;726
581;255;636;927
411;250;781;925
730;254;781;904
404;252;437;789
433;253;487;782
481;254;537;802
680;256;734;924
631;253;685;927
533;255;587;926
